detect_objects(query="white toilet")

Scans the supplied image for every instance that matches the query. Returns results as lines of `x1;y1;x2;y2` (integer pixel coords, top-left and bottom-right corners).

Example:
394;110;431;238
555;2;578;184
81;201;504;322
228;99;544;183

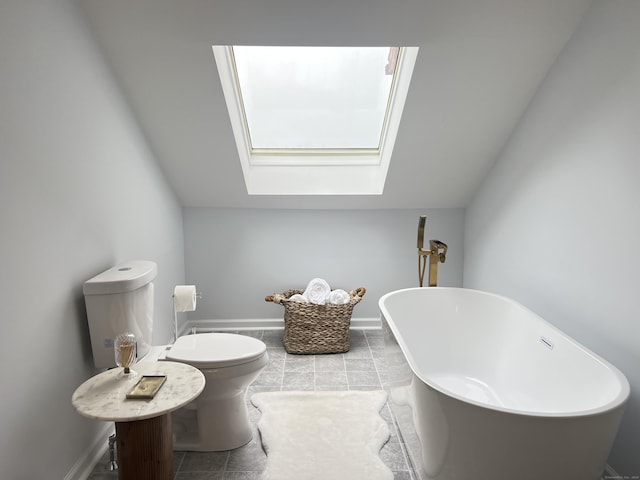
161;332;268;451
83;260;268;452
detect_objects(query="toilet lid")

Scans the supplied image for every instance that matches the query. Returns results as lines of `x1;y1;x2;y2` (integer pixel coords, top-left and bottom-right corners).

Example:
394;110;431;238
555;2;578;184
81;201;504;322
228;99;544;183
166;332;267;368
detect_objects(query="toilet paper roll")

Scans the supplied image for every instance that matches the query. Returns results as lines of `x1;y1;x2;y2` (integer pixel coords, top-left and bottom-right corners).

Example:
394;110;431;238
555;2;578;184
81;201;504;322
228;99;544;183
174;285;197;312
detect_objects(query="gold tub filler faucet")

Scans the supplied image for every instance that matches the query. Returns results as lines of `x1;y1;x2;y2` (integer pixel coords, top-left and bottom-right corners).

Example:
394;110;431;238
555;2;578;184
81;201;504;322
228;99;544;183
417;215;448;287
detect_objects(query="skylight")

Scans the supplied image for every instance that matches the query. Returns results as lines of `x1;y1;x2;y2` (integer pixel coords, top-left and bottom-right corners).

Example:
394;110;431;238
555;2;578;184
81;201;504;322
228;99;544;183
213;45;418;195
234;46;397;151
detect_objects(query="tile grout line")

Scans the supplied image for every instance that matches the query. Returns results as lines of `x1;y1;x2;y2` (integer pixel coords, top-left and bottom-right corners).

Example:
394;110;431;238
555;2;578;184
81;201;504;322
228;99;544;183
344;350;351;390
365;331;385;390
221;450;231;476
283;351;287;391
313;353;317;391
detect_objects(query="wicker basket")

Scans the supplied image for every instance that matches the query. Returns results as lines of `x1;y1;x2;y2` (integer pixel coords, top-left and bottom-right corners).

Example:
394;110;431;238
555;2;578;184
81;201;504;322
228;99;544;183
265;287;366;354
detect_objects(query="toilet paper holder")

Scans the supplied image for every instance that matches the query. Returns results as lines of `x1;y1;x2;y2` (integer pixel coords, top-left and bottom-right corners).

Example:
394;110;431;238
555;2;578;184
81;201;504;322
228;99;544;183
172;285;202;342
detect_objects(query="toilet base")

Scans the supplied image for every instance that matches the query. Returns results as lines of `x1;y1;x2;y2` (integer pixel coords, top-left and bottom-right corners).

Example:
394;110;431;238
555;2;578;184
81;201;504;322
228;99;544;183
172;393;253;452
160;334;269;452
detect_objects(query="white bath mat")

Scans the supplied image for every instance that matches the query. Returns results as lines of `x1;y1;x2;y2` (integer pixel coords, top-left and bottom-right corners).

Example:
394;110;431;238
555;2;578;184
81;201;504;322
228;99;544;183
251;390;393;480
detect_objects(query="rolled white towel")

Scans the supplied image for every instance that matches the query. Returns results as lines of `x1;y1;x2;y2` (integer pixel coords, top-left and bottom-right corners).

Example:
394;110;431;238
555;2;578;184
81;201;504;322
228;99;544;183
303;278;331;305
327;289;350;305
288;294;309;303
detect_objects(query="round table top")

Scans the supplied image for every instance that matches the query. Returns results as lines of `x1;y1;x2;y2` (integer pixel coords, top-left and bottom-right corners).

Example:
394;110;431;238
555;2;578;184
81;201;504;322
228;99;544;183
72;361;205;422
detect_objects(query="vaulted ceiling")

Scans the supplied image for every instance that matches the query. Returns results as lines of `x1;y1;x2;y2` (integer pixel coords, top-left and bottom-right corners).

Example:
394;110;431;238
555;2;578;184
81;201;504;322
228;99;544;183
79;0;591;209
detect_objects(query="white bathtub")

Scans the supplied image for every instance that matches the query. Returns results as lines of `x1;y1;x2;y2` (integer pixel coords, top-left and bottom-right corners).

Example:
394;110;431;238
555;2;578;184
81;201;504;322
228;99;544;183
379;287;629;480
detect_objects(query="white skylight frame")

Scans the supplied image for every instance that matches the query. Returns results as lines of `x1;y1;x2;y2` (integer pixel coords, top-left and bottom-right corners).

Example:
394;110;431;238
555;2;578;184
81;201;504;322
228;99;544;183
213;45;418;195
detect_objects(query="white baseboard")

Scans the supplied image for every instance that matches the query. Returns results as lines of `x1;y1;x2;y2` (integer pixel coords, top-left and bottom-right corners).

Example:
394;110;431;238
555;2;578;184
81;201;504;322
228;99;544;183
64;423;114;480
182;317;382;334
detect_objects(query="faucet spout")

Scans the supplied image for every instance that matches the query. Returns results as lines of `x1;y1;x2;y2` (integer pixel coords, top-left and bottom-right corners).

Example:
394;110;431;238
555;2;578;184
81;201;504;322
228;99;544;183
429;239;448;264
426;239;447;287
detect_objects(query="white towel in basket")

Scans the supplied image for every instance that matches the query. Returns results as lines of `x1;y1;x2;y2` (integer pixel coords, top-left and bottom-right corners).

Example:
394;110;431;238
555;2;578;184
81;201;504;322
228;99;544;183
327;289;350;305
289;294;308;303
303;278;331;305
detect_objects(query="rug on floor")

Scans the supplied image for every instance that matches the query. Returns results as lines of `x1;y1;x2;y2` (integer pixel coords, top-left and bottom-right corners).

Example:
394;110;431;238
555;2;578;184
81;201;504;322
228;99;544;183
251;390;393;480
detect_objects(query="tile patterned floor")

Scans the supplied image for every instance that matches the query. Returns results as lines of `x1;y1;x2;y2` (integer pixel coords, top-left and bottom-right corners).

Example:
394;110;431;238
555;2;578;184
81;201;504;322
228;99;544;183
88;329;414;480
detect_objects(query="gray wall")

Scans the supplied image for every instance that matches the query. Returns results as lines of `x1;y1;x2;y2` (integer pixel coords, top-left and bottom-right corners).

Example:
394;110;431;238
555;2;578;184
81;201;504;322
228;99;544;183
0;1;185;478
464;1;640;474
184;208;464;320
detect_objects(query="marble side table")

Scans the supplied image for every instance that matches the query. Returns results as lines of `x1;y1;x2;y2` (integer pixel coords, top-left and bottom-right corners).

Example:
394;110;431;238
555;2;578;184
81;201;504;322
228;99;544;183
72;361;205;480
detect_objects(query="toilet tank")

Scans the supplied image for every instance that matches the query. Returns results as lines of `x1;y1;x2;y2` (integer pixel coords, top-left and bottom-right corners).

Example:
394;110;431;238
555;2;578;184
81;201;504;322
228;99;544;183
83;261;158;369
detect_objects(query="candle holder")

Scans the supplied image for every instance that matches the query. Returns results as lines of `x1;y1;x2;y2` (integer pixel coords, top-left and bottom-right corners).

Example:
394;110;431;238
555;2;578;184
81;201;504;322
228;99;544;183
114;332;137;378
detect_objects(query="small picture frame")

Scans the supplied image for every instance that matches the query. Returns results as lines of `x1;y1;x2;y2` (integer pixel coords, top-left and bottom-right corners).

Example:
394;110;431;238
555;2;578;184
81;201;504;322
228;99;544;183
126;375;167;399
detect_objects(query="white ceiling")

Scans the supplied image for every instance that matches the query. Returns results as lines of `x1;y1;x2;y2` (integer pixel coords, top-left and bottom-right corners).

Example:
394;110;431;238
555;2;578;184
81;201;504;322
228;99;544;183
79;0;591;209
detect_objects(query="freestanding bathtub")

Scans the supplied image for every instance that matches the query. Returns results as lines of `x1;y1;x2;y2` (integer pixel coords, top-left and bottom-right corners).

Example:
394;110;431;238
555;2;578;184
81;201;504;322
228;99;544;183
378;287;629;480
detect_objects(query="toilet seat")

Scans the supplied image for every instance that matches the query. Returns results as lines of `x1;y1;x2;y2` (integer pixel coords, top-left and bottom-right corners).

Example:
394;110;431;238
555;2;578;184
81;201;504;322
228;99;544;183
166;333;267;369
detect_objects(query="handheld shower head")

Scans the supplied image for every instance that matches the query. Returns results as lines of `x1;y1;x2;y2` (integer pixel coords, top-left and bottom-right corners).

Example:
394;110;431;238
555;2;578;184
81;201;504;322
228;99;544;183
417;215;426;249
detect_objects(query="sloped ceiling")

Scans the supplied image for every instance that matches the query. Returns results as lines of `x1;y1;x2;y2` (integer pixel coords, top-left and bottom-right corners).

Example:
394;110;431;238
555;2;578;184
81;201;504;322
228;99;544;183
79;0;591;209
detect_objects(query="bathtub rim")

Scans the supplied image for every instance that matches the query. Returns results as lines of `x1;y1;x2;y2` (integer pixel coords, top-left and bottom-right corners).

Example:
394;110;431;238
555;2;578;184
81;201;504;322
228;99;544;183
379;286;630;418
